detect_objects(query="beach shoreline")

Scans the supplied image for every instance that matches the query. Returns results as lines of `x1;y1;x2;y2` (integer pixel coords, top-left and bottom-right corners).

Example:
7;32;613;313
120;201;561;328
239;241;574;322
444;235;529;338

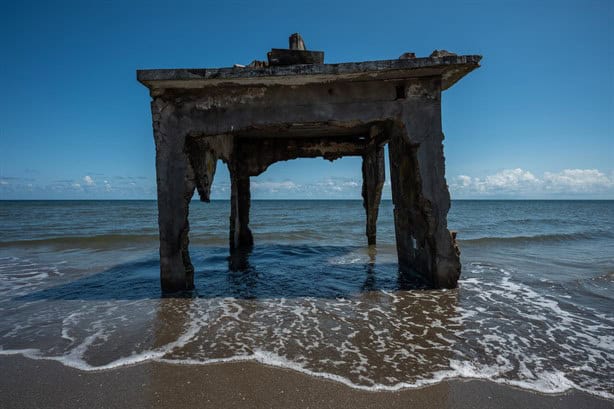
1;355;612;409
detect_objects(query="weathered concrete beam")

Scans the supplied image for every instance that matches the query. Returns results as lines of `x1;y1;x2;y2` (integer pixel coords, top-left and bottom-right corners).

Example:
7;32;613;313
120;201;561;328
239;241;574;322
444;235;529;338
154;79;457;139
137;55;481;91
163;80;409;110
176;101;401;138
236;135;374;176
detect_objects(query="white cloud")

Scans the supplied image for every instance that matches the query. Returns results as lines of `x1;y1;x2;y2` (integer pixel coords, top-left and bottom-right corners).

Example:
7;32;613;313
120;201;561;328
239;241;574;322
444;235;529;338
2;167;612;200
0;173;156;199
315;178;361;192
451;168;614;197
83;175;95;186
457;175;472;187
484;168;539;188
542;169;613;192
451;168;539;194
244;177;366;198
342;180;360;188
250;180;298;193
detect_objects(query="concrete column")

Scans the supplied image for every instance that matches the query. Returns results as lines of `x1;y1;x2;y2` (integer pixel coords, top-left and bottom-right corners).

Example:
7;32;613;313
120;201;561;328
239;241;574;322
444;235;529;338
388;82;461;288
151;98;195;292
361;144;385;245
228;162;254;250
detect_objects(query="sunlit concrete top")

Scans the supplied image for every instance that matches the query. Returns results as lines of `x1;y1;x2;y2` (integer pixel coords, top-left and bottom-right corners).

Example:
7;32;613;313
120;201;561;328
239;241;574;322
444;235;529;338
137;54;481;92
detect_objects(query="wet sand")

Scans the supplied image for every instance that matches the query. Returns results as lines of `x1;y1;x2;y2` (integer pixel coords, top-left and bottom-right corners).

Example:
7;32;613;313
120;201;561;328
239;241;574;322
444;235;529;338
0;356;612;409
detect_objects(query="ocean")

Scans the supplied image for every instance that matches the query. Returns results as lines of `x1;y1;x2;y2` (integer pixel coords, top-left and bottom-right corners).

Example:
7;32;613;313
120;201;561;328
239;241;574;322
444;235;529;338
0;200;612;399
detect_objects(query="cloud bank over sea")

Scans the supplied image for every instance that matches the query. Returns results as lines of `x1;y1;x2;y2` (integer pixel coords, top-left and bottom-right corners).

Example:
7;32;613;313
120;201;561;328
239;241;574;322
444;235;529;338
450;168;614;198
1;168;613;200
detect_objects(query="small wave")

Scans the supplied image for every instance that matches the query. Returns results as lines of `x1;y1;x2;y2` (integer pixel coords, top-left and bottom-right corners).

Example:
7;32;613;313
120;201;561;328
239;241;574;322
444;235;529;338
592;271;614;282
251;231;330;243
0;234;158;249
460;231;609;246
0;257;63;296
0;232;334;249
495;217;574;226
1;348;612;400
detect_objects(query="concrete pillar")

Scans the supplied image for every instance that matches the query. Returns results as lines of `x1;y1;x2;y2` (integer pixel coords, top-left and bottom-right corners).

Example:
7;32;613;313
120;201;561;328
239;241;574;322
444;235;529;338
361;144;385;245
151;98;195;292
228;162;254;250
388;84;461;288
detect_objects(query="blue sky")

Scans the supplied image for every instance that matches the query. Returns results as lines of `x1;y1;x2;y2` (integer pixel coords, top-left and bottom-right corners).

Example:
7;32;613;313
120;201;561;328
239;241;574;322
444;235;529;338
0;0;612;199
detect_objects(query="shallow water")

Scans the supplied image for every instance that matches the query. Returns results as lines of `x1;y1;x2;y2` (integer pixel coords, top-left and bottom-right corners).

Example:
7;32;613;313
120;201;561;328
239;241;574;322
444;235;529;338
0;200;612;398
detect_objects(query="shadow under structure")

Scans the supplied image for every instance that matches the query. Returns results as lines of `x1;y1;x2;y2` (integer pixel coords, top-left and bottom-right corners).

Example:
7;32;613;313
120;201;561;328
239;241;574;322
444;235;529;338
137;34;481;293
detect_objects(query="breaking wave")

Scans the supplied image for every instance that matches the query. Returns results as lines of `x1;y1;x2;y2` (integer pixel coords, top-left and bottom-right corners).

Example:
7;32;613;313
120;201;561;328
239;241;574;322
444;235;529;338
460;231;610;246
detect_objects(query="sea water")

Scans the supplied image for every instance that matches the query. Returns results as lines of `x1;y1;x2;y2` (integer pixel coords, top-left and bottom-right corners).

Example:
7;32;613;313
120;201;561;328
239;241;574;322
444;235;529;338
0;200;612;398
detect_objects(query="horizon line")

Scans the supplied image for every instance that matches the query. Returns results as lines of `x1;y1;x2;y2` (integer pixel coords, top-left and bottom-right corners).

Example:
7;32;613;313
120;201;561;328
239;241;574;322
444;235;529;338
1;198;613;202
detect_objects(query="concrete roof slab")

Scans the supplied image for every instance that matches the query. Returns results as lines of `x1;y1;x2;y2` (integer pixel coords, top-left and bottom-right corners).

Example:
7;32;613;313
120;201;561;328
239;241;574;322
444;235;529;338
137;55;481;92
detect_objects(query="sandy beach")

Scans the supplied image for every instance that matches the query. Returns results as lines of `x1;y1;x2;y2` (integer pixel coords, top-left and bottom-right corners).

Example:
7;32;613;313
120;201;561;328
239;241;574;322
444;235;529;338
1;355;611;409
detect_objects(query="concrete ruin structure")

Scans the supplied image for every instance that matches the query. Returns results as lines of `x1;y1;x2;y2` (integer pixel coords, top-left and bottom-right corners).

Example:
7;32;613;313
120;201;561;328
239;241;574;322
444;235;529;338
137;34;481;293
